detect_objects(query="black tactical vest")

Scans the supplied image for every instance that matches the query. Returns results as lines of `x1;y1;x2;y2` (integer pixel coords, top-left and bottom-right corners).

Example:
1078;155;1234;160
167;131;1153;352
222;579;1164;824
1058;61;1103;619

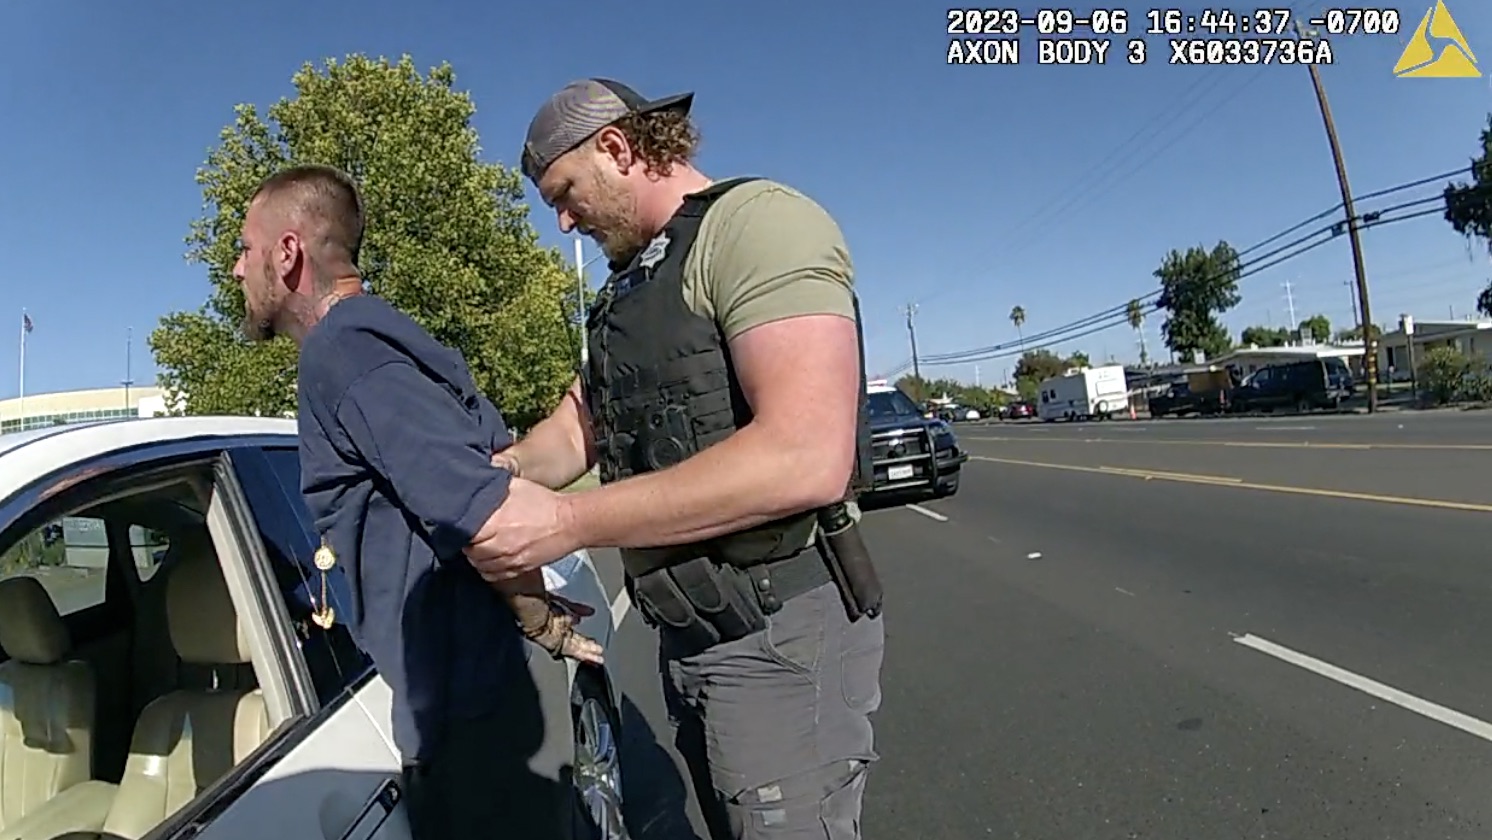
582;178;875;579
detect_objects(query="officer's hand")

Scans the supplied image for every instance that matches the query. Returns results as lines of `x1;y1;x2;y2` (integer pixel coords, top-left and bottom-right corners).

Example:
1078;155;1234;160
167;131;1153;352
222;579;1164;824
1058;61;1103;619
465;477;580;580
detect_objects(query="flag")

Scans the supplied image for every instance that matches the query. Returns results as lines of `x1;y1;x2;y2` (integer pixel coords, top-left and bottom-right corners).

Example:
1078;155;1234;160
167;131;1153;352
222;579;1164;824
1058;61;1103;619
22;313;32;334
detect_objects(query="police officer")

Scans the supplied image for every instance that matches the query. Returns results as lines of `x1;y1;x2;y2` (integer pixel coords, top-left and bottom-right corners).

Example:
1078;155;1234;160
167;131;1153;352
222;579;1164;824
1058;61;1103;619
462;79;887;839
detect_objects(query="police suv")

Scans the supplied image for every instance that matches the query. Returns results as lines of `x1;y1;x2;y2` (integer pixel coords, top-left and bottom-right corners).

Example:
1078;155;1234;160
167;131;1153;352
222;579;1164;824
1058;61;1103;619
863;381;967;499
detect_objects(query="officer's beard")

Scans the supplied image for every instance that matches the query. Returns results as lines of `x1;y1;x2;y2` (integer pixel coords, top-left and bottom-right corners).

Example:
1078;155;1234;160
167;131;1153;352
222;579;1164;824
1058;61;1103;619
585;171;650;262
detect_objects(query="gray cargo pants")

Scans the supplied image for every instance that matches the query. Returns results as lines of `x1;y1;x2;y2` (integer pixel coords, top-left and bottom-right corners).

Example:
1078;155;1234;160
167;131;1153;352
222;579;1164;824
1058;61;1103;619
660;581;885;839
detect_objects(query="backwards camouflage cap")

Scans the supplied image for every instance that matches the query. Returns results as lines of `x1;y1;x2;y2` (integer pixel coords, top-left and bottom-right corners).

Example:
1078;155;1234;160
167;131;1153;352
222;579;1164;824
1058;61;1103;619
521;78;694;182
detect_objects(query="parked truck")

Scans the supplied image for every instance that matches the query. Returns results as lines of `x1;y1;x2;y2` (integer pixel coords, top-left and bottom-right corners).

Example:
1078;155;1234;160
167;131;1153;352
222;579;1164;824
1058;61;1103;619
1147;368;1236;417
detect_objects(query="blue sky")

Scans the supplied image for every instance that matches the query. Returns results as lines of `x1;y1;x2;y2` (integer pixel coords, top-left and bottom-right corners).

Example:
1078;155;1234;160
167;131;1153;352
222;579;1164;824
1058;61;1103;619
2;0;1489;397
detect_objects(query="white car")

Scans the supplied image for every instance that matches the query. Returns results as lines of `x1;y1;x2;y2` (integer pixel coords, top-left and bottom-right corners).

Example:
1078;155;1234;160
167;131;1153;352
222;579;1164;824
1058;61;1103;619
0;416;627;840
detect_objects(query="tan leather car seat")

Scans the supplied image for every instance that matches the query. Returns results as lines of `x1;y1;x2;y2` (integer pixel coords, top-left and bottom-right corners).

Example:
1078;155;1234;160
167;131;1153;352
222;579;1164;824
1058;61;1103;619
98;545;270;840
0;576;96;831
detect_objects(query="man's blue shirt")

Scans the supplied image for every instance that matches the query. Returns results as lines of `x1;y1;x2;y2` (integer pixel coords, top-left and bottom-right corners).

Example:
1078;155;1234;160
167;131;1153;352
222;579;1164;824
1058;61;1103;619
296;294;523;761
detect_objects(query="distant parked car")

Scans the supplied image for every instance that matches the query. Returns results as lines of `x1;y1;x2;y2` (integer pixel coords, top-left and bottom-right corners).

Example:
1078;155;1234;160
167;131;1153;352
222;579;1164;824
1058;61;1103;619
1004;401;1036;420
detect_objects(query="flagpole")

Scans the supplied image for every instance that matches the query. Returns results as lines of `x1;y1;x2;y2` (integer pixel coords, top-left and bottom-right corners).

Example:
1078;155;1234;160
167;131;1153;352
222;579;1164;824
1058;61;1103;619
18;310;27;427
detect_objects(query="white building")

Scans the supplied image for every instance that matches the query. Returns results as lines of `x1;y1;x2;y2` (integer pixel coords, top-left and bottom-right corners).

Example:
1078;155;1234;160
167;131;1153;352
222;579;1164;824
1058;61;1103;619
0;386;174;435
1374;318;1492;381
1209;343;1367;378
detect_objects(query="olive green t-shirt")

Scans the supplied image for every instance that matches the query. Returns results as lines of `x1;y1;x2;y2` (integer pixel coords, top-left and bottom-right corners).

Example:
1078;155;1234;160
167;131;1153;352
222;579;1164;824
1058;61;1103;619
681;179;856;338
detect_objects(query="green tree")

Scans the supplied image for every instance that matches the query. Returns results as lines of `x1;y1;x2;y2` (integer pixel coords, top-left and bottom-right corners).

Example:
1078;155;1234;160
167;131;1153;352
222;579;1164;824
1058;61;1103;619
1009;306;1026;350
1153;241;1242;362
1299;314;1331;343
1011;349;1090;401
1241;325;1290;347
149;55;579;431
1126;298;1148;365
895;374;928;402
1420;346;1472;404
1014;349;1067;383
1443;114;1492;316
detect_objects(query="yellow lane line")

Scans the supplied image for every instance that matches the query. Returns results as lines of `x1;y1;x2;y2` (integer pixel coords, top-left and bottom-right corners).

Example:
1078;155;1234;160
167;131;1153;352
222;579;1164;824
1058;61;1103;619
962;436;1492;451
968;455;1492;514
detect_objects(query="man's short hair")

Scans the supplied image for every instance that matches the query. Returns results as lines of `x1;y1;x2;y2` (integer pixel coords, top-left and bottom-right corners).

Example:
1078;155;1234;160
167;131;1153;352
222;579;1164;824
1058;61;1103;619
251;164;364;268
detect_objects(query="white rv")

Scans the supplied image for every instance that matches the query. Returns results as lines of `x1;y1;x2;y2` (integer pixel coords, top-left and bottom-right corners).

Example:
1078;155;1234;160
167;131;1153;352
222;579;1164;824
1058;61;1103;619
1036;364;1130;421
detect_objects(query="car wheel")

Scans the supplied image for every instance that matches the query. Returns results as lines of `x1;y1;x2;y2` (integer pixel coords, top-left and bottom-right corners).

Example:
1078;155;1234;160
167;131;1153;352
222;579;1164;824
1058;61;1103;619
571;667;628;839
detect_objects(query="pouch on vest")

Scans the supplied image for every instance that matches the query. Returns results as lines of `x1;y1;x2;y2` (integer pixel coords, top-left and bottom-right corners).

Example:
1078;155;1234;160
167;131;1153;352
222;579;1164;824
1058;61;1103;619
630;557;768;653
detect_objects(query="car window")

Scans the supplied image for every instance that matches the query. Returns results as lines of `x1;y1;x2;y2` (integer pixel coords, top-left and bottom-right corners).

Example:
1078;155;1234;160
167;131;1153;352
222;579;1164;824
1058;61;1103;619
128;524;170;581
0;515;109;615
230;447;372;705
867;389;923;420
0;455;292;840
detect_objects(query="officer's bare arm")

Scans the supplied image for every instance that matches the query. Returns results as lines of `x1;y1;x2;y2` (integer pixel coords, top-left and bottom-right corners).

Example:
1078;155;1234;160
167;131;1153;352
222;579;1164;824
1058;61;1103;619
494;377;598;490
560;312;859;548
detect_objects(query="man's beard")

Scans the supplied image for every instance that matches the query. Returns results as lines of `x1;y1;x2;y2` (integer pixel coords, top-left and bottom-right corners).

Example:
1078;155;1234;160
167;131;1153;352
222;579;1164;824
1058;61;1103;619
241;308;276;342
588;181;649;263
242;262;280;342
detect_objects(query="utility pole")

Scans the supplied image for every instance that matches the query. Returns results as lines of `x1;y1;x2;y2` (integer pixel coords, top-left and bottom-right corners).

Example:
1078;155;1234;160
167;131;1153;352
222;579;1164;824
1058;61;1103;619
903;303;922;386
1297;20;1378;412
974;364;981;388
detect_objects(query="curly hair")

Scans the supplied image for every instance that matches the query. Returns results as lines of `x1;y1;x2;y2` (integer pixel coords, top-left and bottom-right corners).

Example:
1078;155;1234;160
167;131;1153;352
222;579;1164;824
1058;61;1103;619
613;109;701;176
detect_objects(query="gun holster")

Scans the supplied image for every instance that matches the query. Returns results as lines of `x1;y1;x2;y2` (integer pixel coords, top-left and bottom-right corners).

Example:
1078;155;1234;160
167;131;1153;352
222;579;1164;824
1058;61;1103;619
815;503;884;622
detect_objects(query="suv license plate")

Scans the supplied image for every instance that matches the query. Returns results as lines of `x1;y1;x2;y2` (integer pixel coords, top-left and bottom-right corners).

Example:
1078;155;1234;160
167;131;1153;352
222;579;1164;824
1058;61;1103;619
888;465;914;480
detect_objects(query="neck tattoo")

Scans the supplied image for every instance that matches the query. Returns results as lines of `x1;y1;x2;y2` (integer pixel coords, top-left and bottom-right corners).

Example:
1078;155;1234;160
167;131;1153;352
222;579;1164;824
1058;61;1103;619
320;282;363;313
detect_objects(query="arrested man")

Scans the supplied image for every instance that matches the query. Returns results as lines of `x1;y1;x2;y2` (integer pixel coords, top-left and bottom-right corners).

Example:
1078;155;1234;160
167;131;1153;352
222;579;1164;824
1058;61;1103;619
232;163;593;839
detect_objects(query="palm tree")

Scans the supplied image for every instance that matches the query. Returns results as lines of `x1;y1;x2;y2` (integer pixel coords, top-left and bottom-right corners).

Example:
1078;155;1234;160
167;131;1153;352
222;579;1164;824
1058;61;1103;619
1009;305;1026;352
1125;299;1148;366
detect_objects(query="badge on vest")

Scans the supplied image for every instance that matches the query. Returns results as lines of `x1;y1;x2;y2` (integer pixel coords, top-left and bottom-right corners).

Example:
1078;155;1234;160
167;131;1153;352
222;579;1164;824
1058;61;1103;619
638;232;670;269
615;232;670;297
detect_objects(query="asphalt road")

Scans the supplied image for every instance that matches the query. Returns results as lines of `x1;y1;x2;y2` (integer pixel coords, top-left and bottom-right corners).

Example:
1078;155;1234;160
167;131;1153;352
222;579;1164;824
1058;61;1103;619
962;409;1492;505
976;405;1492;445
597;410;1492;839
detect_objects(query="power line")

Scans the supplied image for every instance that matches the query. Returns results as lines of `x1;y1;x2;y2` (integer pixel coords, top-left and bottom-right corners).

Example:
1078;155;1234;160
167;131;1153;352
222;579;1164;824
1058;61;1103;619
920;212;1343;364
953;206;1448;367
874;165;1474;379
904;166;1471;370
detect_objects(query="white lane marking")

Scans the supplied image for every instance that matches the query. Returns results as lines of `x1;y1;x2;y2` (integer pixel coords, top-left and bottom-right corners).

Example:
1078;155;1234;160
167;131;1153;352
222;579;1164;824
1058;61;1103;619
610;587;631;630
1026;551;1042;560
906;503;948;522
1115;587;1135;597
1256;425;1316;431
1234;633;1492;742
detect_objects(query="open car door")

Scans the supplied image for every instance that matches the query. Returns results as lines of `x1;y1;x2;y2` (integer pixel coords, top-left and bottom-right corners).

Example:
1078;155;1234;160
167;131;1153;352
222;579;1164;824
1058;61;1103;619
157;447;412;840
